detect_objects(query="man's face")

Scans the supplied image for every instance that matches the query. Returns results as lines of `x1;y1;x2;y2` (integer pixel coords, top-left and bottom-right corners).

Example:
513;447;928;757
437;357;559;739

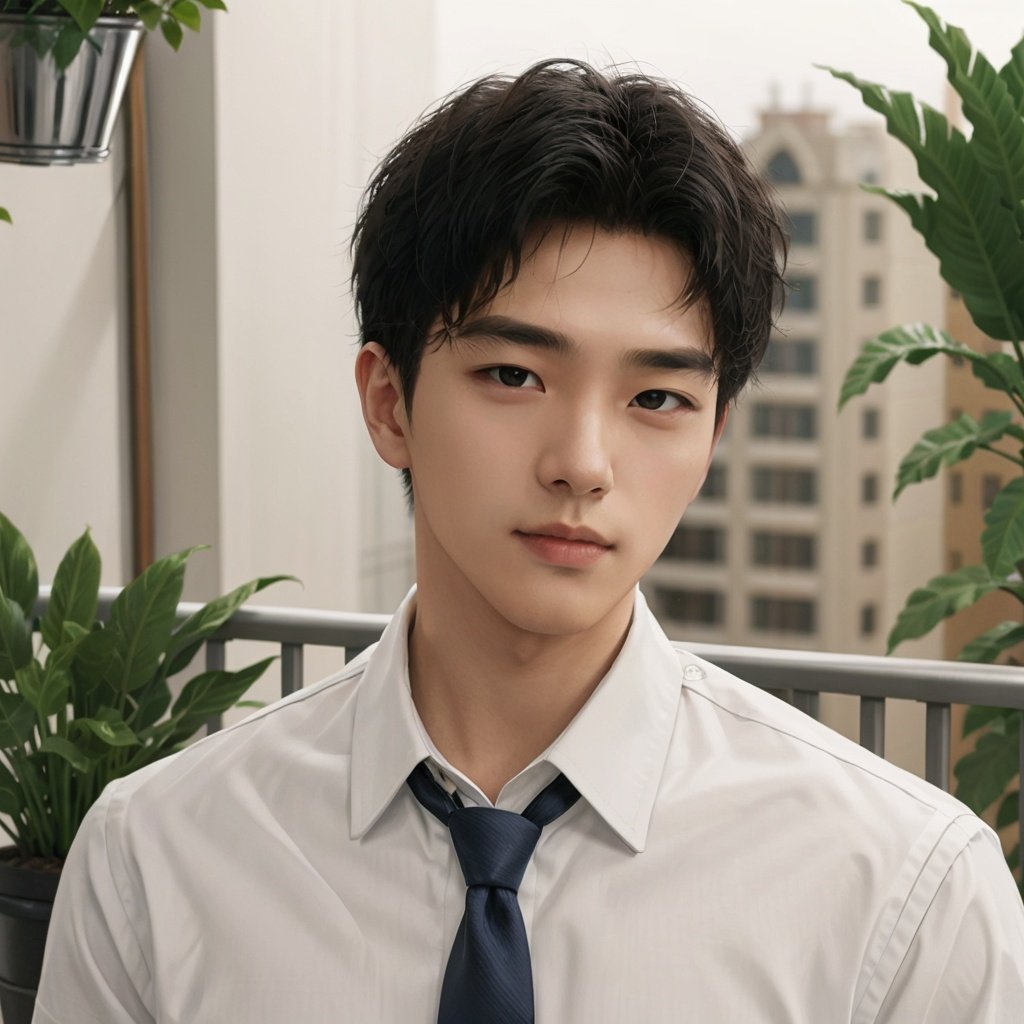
366;226;725;639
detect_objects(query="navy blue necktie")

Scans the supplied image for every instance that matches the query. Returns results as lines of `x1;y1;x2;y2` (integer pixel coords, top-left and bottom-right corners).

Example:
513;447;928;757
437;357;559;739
407;760;581;1023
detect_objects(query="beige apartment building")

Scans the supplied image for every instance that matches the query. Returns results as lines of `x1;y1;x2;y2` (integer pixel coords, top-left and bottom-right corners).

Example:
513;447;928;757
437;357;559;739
641;104;948;766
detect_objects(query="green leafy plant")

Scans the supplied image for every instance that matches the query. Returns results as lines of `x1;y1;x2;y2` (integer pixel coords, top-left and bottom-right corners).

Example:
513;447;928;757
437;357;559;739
821;0;1024;885
0;0;226;69
0;512;295;863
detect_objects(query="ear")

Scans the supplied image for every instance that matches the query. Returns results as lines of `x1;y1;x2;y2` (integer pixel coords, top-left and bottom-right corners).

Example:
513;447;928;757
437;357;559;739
355;343;411;470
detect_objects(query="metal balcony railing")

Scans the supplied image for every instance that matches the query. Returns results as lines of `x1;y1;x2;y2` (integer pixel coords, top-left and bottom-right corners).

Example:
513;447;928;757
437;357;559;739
42;588;1024;863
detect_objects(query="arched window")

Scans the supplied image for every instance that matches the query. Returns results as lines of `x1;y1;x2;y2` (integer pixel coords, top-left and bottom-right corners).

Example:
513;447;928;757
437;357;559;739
766;149;802;185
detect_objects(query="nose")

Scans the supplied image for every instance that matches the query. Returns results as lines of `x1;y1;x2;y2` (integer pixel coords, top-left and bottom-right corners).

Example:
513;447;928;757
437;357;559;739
537;404;614;496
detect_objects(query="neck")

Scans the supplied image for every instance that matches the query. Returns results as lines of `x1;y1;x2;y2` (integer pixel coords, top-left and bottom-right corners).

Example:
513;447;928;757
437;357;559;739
408;579;633;804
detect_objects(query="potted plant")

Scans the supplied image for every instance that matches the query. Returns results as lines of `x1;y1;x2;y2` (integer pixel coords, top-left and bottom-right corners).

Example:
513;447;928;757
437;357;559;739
0;0;226;217
821;1;1024;890
0;511;293;1022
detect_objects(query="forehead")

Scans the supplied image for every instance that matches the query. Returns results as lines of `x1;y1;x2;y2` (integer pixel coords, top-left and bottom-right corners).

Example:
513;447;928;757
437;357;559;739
478;226;713;356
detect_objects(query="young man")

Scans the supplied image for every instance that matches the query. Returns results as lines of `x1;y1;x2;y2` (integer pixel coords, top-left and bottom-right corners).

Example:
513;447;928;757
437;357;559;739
36;60;1024;1023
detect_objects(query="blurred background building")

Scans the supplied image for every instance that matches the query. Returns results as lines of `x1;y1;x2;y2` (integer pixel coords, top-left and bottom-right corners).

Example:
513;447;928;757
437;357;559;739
643;103;947;662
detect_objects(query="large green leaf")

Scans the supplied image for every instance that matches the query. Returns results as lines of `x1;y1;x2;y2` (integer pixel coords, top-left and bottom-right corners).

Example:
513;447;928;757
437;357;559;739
131;678;172;732
839;323;973;408
963;704;1015;737
821;66;1024;341
0;207;11;226
0;760;25;817
71;626;120;700
0;596;32;680
170;0;201;31
132;1;163;30
893;412;1016;498
970;351;1024;398
161;575;297;679
887;564;1001;652
109;547;200;693
40;528;101;652
954;716;1021;812
981;477;1024;578
70;708;139;749
958;621;1024;663
55;0;104;32
0;513;39;617
0;690;37;748
998;35;1024;108
907;3;1024;226
164;657;275;744
38;735;92;774
997;789;1020;829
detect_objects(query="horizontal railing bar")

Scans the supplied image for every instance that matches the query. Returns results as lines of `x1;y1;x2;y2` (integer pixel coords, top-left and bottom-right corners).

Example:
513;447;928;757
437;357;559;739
31;588;1024;708
681;642;1024;710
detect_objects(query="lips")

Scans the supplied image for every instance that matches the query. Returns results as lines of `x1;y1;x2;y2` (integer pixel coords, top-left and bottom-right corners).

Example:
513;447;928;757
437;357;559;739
514;525;613;569
517;523;612;547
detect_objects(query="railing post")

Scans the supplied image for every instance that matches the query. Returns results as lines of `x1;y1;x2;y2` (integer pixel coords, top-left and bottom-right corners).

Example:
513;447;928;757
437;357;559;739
205;639;226;735
793;690;819;720
859;696;885;756
281;643;304;696
924;702;951;792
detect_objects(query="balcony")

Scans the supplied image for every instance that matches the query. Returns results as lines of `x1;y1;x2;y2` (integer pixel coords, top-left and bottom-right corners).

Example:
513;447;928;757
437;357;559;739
42;588;1024;876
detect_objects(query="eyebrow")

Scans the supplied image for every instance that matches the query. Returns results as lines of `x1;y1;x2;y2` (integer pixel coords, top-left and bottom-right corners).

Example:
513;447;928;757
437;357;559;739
455;314;717;381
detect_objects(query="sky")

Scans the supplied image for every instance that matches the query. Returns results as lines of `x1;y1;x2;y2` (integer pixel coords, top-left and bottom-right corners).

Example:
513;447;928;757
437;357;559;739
435;0;1024;138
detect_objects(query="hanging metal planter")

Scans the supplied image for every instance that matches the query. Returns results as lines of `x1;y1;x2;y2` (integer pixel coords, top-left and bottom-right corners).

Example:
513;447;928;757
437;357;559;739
0;13;142;165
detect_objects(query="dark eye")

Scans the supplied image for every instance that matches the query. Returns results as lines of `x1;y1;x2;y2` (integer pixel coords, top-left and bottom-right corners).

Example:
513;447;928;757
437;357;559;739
631;390;686;411
487;366;540;388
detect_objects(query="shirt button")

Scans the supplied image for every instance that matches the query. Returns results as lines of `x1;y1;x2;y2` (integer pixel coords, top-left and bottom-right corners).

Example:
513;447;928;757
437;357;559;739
683;664;706;682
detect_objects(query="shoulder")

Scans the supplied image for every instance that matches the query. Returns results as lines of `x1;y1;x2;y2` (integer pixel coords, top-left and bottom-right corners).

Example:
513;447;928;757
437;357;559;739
100;654;373;837
666;641;980;835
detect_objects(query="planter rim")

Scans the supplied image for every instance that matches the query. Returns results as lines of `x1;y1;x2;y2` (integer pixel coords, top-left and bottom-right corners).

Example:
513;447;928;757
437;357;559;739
0;11;143;31
0;848;61;903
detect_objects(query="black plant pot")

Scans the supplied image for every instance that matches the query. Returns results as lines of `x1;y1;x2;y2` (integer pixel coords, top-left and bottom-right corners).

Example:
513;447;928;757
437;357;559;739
0;850;61;1024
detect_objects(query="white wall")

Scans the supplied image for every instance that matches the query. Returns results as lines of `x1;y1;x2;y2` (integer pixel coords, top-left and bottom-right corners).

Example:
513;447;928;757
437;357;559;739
0;122;131;588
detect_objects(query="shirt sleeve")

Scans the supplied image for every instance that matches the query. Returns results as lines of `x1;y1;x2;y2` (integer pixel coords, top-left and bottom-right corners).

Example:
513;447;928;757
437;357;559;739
32;785;155;1024
872;823;1024;1023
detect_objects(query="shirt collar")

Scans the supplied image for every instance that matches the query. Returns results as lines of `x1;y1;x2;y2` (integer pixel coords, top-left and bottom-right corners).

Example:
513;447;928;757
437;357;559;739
349;586;682;853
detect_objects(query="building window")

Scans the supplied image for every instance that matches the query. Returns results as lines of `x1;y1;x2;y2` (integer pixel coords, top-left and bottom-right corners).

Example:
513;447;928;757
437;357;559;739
699;463;727;500
862;473;879;504
662;526;726;563
751;467;818;504
863;276;882;307
788;276;818;312
656;587;725;626
861;539;878;568
751;532;817;569
862;408;880;440
860;604;877;636
761;338;817;376
787;211;818;246
863;210;882;242
950;472;963;504
751;596;817;634
766;149;802;185
752;403;817;440
982;474;1002;509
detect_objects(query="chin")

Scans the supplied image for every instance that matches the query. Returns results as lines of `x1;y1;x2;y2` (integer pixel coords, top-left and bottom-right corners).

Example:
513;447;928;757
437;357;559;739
485;578;634;638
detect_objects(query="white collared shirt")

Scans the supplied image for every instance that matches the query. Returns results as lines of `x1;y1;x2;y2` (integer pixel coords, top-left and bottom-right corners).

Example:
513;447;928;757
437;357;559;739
34;587;1024;1023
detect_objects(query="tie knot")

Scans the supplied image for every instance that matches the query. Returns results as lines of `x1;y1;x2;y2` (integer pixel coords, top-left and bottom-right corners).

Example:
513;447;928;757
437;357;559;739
448;807;541;891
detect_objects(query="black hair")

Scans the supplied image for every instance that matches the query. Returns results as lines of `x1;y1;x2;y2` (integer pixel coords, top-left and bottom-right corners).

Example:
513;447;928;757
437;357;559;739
351;59;787;502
